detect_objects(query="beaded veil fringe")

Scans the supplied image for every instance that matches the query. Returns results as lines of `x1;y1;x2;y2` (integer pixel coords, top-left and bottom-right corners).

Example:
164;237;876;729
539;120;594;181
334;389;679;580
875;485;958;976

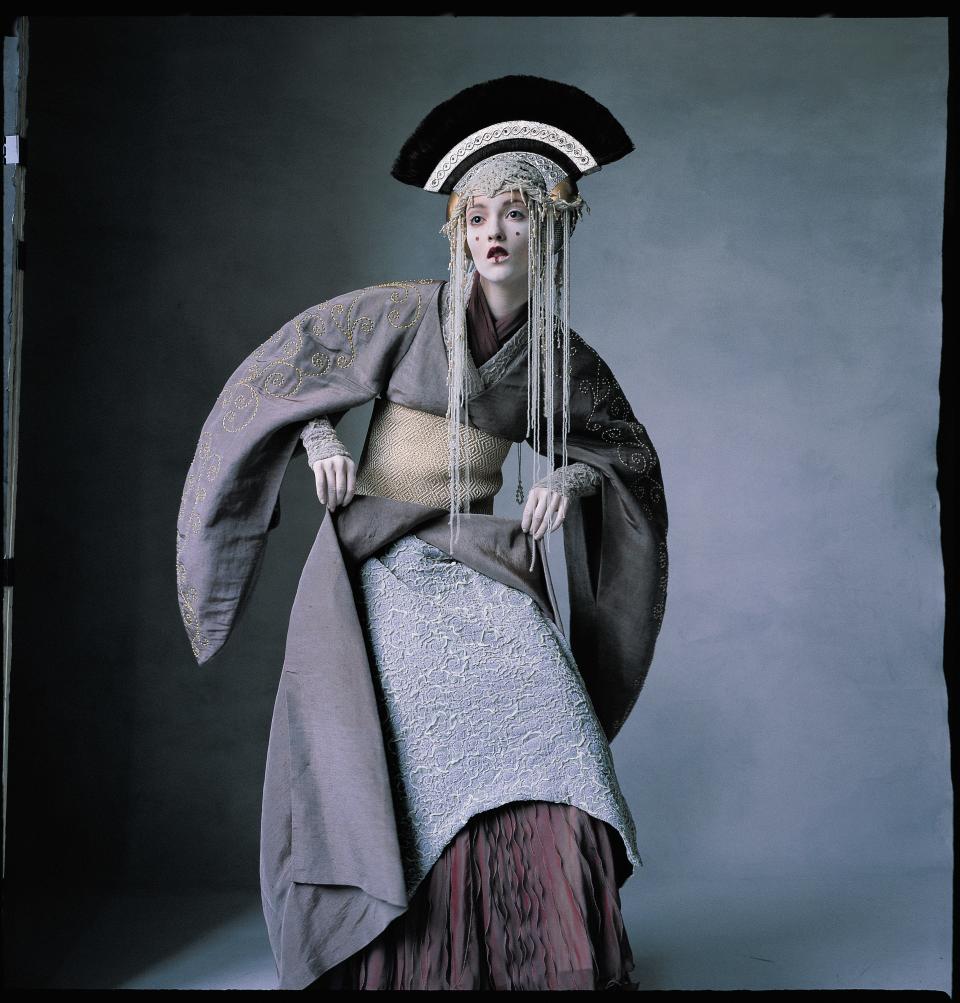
440;174;588;570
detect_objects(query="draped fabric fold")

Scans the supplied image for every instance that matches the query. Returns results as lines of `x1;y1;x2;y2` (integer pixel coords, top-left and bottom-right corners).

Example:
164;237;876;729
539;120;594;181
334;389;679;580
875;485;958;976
467;269;528;366
529;331;669;742
176;281;440;666
309;801;639;991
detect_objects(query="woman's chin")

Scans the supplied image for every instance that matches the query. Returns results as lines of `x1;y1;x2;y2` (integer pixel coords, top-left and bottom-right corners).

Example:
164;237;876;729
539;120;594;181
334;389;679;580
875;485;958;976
474;261;525;285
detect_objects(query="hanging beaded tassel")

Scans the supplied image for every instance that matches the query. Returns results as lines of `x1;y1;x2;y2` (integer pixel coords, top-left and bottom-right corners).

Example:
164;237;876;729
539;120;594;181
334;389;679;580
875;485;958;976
524;195;583;571
515;441;524;504
441;210;473;553
560;206;572;486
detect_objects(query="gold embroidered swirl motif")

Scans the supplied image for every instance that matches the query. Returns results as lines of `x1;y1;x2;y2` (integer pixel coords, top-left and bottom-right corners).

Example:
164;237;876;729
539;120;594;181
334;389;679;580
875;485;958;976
217;281;434;433
376;279;437;329
176;432;223;659
653;540;668;627
570;333;664;518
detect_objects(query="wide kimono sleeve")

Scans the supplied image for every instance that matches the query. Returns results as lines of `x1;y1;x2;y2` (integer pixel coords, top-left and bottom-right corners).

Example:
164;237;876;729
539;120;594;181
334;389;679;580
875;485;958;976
175;280;440;666
530;330;669;744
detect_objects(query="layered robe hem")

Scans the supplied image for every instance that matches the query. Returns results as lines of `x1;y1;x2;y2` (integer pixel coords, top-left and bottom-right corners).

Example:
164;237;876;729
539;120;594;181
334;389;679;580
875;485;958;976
264;497;635;988
176;279;668;988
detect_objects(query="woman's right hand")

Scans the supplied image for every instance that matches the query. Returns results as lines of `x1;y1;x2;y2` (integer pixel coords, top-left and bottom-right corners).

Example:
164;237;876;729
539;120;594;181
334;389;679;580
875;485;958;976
311;454;356;512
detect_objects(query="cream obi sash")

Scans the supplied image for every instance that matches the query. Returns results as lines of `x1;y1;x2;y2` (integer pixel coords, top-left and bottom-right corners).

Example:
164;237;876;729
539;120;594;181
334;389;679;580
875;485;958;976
355;398;513;515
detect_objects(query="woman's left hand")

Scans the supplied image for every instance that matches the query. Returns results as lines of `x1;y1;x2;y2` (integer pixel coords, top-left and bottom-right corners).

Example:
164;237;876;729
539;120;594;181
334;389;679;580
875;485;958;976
521;486;569;541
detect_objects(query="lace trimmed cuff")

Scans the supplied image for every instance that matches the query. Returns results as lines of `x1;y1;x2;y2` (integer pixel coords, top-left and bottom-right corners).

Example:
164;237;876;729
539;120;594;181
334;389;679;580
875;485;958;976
300;417;351;468
532;461;602;499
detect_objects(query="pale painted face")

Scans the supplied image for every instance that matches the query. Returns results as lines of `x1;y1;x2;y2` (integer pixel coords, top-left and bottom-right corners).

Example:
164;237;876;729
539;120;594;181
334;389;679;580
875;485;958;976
464;190;530;288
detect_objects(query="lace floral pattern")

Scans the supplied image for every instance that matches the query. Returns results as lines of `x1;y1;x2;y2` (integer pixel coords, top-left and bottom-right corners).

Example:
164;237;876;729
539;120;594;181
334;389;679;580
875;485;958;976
532;460;602;499
300;416;350;467
358;532;642;899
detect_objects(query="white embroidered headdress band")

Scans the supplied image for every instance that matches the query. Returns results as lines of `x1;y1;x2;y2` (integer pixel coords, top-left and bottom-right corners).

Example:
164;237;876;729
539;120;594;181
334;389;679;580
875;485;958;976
424;120;600;192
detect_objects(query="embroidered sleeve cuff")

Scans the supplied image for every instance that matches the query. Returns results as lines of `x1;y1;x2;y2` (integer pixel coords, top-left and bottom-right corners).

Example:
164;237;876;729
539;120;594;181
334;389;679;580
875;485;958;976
533;461;603;499
300;417;352;468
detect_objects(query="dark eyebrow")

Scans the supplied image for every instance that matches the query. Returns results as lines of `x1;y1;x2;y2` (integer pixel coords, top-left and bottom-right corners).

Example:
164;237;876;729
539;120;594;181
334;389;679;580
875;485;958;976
467;198;526;211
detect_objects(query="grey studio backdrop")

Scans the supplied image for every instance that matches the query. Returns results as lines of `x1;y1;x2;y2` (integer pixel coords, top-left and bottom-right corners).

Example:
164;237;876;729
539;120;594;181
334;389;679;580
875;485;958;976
7;16;948;992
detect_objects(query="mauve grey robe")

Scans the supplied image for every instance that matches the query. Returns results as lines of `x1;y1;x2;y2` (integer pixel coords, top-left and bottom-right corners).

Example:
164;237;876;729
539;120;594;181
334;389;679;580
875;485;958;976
175;279;668;988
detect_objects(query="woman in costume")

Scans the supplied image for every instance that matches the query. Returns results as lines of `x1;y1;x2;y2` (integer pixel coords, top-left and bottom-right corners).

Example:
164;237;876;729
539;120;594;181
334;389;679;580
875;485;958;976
175;76;668;991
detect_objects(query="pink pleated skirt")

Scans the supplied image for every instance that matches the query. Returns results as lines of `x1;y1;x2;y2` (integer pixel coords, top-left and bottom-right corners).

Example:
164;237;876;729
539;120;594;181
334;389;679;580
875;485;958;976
306;799;638;991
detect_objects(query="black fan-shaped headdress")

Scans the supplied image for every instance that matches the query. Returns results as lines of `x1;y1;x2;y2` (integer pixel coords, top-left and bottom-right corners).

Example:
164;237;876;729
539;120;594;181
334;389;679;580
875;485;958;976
391;74;634;194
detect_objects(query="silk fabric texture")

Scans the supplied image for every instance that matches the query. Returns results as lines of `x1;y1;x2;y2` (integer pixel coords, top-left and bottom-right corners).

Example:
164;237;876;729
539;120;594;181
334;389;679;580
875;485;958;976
467;268;528;366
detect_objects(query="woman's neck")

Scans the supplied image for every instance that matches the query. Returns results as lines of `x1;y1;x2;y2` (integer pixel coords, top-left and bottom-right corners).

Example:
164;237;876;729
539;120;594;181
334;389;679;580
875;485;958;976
478;274;527;322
